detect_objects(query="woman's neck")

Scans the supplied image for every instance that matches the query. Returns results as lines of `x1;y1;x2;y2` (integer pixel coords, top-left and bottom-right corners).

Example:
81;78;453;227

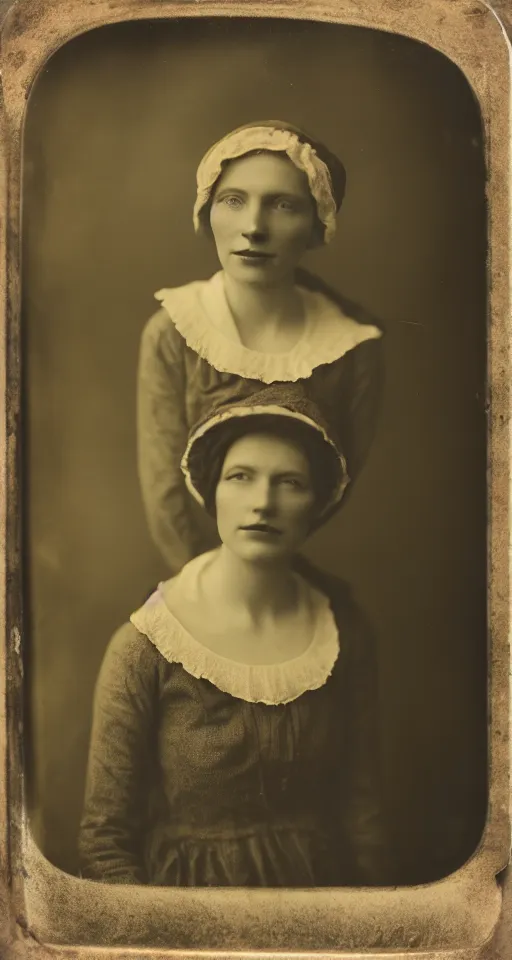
223;273;304;349
202;546;298;624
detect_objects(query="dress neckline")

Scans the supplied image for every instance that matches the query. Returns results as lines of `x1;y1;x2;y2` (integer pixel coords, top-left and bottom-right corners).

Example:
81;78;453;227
130;552;340;705
200;271;311;356
154;271;381;384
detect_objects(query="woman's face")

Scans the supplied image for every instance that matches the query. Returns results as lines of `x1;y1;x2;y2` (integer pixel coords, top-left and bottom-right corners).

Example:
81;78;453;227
209;153;319;287
215;430;318;563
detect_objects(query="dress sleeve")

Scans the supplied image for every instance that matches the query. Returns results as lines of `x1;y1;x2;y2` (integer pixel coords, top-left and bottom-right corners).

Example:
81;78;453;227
342;335;384;482
340;600;394;886
78;625;159;884
137;309;204;573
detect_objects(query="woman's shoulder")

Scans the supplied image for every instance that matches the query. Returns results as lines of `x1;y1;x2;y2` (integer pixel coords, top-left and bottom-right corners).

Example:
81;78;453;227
296;267;385;333
92;621;168;712
153;278;209;314
141;277;211;336
100;620;164;678
140;305;185;363
296;561;378;682
294;554;350;599
141;275;225;367
294;555;369;629
294;269;384;378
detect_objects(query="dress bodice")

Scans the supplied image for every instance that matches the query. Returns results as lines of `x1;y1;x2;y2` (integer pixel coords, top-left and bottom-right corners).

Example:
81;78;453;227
79;561;391;888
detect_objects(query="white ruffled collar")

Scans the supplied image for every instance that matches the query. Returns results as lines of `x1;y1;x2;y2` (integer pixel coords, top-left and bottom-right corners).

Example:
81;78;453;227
154;271;381;384
130;553;340;705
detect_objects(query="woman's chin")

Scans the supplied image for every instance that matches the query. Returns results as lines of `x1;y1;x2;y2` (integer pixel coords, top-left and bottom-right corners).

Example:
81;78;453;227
231;540;290;563
227;269;277;288
222;260;294;288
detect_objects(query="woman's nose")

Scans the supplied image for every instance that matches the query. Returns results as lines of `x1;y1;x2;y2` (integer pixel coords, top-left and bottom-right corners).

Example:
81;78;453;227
251;479;275;514
242;201;268;241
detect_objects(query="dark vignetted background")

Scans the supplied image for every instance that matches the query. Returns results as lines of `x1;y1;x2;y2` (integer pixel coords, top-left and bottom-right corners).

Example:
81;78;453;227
22;18;487;884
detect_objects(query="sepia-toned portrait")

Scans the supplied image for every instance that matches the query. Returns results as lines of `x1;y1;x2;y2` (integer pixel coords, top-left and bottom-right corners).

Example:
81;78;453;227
0;0;511;957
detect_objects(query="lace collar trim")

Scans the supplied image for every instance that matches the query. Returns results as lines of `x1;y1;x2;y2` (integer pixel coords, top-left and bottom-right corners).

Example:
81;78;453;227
154;271;381;384
130;554;340;705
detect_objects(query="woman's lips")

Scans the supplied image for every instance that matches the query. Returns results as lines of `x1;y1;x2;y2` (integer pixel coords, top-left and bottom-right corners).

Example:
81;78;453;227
239;523;282;536
234;250;275;261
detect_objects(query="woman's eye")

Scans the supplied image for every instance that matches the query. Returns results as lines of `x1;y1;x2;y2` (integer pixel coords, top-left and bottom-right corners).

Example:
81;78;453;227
226;472;249;482
275;199;295;212
221;195;244;209
280;478;303;489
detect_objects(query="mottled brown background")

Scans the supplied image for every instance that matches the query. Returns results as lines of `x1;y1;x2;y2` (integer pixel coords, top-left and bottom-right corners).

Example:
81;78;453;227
21;18;487;883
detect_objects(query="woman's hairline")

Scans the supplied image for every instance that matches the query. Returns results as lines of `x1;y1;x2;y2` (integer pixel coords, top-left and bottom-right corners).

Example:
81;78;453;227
219;426;315;478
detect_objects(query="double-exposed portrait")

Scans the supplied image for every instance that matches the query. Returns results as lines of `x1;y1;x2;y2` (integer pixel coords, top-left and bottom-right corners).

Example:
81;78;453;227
1;2;511;957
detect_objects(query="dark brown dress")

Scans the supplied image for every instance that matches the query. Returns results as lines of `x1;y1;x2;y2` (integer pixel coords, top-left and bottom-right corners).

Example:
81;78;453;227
79;561;390;887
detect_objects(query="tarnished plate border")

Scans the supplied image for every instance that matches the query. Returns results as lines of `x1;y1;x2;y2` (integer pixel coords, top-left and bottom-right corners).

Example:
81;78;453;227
0;0;510;957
